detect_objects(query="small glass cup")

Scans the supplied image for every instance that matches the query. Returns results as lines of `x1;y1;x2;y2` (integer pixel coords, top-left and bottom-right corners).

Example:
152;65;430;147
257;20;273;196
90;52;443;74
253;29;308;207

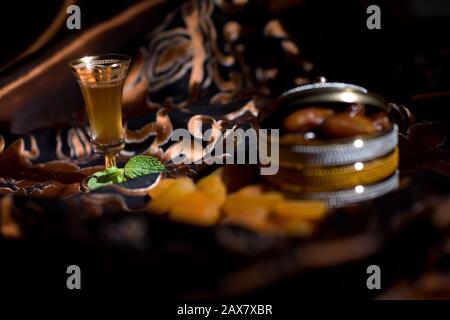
69;54;131;168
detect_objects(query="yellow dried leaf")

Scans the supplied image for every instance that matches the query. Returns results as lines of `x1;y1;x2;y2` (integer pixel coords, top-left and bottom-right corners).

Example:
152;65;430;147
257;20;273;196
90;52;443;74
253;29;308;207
274;200;327;220
170;191;220;226
148;178;176;199
197;173;227;206
147;178;196;214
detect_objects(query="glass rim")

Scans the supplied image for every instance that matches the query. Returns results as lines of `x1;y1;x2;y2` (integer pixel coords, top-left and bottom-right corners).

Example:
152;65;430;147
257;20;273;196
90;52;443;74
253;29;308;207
69;53;131;69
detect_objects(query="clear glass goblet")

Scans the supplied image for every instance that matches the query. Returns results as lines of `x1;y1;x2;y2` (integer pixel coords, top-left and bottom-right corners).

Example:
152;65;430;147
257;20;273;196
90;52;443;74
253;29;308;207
69;54;131;168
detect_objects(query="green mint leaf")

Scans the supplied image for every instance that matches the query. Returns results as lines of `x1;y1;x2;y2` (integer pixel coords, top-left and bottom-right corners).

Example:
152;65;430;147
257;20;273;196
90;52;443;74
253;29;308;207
93;166;120;178
87;156;164;191
87;176;114;190
112;169;126;183
124;155;165;179
88;167;125;190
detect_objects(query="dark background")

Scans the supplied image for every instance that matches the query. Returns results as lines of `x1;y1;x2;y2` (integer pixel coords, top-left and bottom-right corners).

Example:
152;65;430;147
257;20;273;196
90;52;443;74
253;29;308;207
1;0;450;303
2;0;450;118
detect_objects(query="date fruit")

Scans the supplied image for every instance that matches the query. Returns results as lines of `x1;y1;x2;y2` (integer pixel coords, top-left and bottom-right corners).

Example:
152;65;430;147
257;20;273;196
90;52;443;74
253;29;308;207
283;107;334;133
322;114;376;138
370;112;391;131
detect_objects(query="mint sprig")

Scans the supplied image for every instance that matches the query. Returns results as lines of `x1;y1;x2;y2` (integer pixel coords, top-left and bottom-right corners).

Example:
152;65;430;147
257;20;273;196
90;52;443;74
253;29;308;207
87;155;165;190
124;155;165;179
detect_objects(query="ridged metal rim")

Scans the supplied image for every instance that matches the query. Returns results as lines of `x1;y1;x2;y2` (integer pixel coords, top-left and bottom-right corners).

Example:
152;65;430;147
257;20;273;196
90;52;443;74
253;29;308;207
300;171;399;208
265;125;398;166
281;125;398;166
280;82;368;97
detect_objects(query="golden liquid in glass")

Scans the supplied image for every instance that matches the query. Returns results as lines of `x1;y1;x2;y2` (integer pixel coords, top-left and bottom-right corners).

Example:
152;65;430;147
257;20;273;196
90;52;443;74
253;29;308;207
80;80;124;148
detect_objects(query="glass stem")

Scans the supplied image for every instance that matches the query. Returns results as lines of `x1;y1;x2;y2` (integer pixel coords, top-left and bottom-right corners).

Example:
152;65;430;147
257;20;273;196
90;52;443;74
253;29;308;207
105;153;117;168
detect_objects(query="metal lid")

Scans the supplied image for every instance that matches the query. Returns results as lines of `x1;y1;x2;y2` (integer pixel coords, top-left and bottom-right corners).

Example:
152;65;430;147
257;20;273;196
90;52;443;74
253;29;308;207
281;82;368;98
277;81;390;112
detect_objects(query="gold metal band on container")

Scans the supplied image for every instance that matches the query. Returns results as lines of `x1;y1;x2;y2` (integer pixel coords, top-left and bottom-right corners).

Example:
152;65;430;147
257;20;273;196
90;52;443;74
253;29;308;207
267;148;399;193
